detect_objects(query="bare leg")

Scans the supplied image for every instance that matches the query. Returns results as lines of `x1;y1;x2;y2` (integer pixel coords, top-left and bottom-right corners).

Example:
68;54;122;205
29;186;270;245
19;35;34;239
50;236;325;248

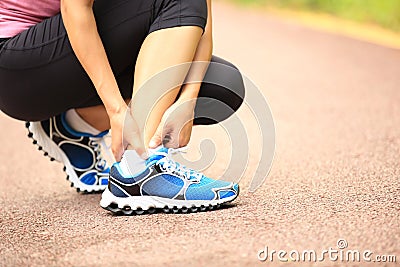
131;26;203;148
75;99;131;132
75;105;110;132
75;26;202;145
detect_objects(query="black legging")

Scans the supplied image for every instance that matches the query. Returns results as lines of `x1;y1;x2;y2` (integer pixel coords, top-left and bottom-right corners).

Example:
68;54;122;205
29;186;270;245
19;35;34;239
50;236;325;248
0;0;245;125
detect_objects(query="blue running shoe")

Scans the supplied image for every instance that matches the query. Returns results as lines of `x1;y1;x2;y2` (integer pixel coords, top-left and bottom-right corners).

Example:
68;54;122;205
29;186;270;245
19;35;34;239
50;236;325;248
26;113;110;193
100;147;239;215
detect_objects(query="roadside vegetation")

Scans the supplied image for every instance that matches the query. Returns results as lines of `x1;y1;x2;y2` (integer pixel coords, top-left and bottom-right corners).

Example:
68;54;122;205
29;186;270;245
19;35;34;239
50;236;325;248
230;0;400;32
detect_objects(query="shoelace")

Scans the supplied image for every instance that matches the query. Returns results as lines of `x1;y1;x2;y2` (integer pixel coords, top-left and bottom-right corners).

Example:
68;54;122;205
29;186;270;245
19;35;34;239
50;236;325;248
88;137;110;171
154;147;203;181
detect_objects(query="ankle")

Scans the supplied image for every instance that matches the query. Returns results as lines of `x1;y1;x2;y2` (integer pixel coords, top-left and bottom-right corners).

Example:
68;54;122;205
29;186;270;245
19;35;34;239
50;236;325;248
65;109;102;135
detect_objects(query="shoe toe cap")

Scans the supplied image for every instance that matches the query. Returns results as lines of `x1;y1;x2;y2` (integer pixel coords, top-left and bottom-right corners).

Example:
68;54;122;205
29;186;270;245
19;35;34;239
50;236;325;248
218;183;239;200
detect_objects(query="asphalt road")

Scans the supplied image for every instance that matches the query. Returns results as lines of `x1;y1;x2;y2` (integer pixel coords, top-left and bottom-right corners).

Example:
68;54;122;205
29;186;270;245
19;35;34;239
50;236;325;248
1;2;399;266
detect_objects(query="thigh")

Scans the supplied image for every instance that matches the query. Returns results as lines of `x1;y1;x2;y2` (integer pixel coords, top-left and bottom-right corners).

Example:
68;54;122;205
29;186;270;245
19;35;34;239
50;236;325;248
0;0;153;121
194;56;246;125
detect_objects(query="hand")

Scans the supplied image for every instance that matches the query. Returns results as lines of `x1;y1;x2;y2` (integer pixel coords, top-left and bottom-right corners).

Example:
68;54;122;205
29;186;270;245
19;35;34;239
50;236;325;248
149;100;196;149
109;105;147;162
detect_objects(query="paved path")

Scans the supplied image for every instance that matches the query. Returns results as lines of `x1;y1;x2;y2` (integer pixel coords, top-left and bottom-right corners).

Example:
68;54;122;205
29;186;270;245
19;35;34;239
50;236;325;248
1;2;399;266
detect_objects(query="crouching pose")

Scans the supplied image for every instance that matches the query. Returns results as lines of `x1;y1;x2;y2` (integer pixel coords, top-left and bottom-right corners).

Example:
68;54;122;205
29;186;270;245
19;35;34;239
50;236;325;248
0;0;245;214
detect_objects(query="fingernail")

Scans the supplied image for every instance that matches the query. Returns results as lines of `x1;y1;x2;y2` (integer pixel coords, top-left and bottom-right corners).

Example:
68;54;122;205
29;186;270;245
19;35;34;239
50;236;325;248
149;140;156;148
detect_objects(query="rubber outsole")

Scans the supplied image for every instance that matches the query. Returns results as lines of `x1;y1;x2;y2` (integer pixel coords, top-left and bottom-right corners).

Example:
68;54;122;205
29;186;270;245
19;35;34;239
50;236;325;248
104;203;224;215
103;201;237;215
25;121;106;194
100;187;239;216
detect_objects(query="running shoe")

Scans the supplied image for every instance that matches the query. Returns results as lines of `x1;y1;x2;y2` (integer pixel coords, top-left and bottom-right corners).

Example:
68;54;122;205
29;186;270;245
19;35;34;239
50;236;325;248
26;113;110;193
100;147;239;215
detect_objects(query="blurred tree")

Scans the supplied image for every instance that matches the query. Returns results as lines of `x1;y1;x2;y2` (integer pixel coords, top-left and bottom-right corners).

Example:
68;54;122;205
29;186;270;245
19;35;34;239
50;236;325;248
231;0;400;32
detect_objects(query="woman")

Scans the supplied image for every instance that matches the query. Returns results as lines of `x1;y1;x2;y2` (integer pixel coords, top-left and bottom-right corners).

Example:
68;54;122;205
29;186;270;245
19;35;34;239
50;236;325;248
0;0;245;214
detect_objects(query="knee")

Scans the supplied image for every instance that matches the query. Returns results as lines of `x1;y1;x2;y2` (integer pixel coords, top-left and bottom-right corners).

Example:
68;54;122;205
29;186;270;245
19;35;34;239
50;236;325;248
195;57;246;125
206;56;246;112
220;62;246;113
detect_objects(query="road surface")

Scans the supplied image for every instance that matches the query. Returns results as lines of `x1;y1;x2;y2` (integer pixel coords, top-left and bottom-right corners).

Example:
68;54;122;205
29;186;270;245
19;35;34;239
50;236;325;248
1;2;399;266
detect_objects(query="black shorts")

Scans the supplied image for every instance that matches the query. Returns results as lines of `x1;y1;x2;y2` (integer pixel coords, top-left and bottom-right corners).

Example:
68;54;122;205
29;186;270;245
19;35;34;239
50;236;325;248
0;0;245;125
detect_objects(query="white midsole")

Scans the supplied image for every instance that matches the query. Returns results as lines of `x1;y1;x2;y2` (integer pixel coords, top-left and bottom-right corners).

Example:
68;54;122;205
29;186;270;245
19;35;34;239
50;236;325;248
29;122;106;192
100;187;236;210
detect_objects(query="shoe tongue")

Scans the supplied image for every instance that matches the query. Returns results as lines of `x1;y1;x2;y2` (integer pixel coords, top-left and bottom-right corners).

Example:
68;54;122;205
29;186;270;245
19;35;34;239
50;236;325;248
146;146;169;165
154;146;169;154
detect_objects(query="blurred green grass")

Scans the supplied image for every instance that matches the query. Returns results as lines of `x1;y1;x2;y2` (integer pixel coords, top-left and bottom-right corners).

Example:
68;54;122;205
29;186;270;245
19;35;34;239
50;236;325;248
229;0;400;32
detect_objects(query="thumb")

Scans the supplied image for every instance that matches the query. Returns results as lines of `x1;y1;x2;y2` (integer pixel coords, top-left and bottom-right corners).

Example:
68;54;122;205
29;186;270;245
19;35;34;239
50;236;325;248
112;134;124;162
149;124;163;148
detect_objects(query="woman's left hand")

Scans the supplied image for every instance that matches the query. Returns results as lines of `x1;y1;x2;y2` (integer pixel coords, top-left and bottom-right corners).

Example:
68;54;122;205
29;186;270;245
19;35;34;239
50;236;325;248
149;99;196;149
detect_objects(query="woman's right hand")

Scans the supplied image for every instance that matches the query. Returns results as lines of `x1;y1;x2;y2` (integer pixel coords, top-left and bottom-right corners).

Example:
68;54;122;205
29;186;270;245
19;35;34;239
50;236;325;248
109;105;147;162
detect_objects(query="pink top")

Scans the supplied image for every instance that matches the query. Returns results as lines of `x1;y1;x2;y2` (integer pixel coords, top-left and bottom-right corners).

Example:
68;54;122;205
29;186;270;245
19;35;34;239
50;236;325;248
0;0;60;38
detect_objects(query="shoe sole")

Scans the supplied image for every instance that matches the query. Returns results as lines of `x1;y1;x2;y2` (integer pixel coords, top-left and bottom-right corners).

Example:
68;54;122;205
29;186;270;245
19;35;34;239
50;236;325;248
26;121;107;193
100;187;239;215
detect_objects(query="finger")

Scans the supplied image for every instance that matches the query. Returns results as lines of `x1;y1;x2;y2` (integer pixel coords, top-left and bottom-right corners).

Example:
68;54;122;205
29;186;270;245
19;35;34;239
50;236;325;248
128;131;147;159
112;126;124;162
114;148;123;162
124;123;147;158
149;123;163;149
168;122;191;148
112;141;124;162
178;123;192;148
124;111;147;159
162;134;173;147
164;122;186;148
163;133;178;148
